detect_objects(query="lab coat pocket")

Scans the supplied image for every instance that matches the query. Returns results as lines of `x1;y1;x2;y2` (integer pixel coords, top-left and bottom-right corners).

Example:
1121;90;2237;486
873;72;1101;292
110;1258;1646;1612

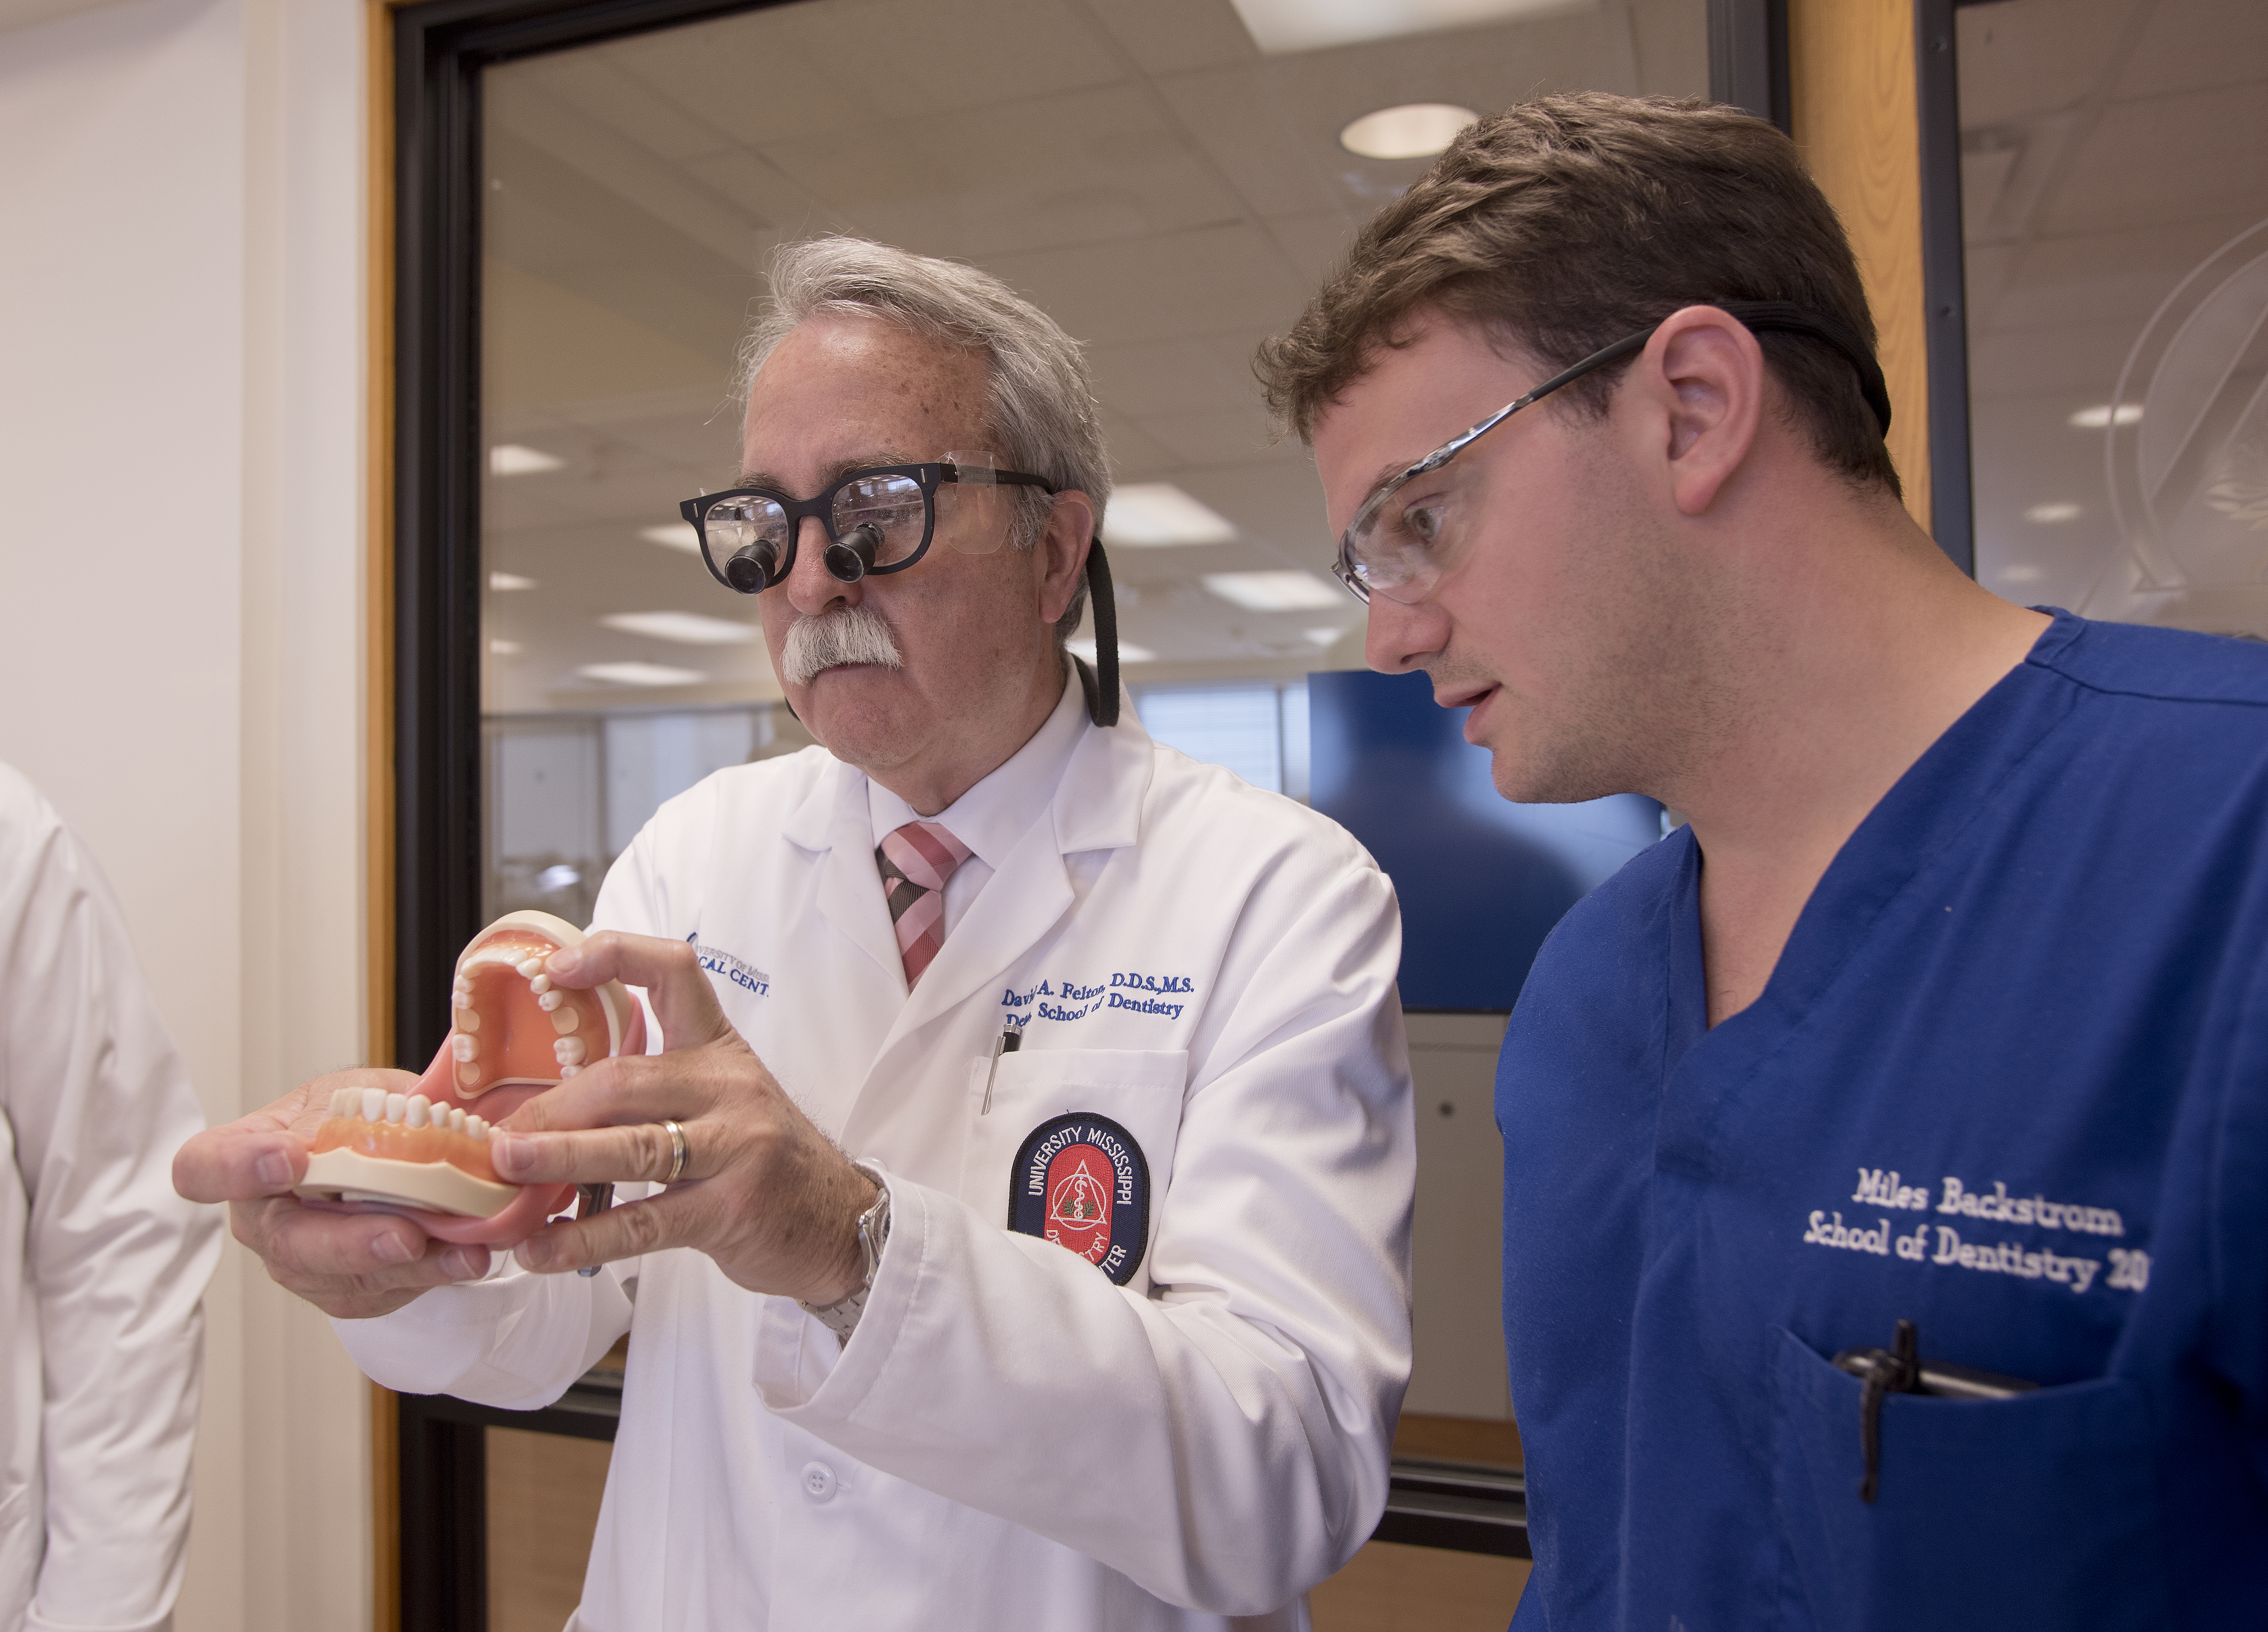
1767;1326;2166;1631
964;1047;1189;1295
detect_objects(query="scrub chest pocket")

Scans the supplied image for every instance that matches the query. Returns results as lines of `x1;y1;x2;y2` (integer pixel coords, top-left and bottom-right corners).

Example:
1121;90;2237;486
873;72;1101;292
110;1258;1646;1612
1767;1327;2168;1630
963;1047;1188;1297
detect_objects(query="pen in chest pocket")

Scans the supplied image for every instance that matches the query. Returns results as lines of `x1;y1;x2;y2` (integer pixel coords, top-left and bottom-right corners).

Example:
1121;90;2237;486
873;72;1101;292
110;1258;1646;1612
981;1026;1023;1115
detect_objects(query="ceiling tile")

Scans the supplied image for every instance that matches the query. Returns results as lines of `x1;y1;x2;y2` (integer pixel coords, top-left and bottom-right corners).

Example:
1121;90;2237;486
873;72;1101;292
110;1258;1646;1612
757;81;1245;261
602;0;1127;151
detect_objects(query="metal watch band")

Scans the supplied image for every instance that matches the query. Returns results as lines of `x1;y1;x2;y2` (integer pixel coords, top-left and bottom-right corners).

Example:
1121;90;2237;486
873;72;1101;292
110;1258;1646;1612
799;1160;890;1343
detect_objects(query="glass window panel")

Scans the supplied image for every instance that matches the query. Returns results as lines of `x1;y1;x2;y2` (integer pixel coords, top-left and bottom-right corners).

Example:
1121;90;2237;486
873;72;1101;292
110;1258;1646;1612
1135;682;1286;792
470;0;1711;1523
1960;0;2268;634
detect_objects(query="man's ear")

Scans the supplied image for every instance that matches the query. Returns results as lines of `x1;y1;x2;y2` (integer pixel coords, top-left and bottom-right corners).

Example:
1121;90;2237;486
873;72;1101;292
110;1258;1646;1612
1036;490;1095;626
1627;306;1767;517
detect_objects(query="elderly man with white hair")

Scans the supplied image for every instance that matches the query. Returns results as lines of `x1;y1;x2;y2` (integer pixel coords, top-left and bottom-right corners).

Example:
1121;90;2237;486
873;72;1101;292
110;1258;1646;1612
178;238;1415;1630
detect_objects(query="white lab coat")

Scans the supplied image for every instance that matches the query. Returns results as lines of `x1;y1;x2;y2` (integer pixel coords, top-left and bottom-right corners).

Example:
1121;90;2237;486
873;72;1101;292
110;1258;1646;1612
339;704;1415;1630
0;763;220;1632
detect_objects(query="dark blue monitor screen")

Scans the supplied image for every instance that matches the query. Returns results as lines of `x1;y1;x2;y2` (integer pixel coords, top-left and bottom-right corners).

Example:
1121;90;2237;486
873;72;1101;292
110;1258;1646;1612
1309;669;1664;1011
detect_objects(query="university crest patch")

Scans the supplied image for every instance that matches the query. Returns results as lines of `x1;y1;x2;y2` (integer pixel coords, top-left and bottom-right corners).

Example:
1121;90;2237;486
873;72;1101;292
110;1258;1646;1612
1008;1112;1150;1285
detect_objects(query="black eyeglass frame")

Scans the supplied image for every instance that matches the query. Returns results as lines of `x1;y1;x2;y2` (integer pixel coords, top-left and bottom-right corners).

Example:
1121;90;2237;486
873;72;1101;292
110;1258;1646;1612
681;459;1056;594
1331;300;1892;605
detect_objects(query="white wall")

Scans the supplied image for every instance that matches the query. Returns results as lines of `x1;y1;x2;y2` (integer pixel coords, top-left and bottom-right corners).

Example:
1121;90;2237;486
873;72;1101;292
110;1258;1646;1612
0;0;373;1626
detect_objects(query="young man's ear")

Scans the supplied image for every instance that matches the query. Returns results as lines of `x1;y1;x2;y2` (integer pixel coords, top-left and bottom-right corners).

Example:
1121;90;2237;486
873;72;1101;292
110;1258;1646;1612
1629;305;1767;518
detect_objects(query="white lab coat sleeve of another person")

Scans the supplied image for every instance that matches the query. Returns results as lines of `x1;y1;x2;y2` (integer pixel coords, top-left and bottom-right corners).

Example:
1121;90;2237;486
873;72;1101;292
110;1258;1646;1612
0;763;222;1632
759;836;1416;1616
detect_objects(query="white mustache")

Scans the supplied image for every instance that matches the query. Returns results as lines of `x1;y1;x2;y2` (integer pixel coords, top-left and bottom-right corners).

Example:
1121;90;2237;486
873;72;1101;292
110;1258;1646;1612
781;605;905;687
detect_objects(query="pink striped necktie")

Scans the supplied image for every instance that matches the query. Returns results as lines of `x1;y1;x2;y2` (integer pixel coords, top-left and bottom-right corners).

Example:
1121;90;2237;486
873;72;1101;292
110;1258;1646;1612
876;819;975;987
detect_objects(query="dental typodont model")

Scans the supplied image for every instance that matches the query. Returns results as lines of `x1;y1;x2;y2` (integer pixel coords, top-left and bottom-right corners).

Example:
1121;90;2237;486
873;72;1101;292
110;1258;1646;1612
295;911;631;1218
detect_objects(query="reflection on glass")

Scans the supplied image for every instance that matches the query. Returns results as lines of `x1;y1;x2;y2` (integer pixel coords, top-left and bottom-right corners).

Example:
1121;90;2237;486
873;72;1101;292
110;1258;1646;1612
1960;0;2268;635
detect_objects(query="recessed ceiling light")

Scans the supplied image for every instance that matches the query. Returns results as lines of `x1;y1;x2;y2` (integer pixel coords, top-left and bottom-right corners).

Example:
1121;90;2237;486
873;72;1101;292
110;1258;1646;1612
1231;0;1577;54
577;661;705;688
1340;104;1480;160
1304;626;1350;646
2069;404;2142;429
641;523;703;554
1069;638;1158;665
488;638;523;655
1202;571;1344;612
600;611;757;645
2023;502;2082;524
489;444;566;475
489;571;536;591
1101;484;1239;548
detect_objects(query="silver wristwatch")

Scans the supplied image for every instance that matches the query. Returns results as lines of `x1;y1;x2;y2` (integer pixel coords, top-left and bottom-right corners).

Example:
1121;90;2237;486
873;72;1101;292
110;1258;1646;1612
799;1159;890;1344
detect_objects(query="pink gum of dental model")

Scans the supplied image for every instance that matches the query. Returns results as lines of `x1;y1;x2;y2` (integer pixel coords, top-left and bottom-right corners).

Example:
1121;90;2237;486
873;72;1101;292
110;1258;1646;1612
294;911;640;1246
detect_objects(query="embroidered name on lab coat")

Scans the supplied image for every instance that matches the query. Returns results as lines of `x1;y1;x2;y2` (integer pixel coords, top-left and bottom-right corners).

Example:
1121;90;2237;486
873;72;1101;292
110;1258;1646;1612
1009;1113;1150;1285
1001;972;1198;1025
1796;1164;2148;1295
687;935;772;998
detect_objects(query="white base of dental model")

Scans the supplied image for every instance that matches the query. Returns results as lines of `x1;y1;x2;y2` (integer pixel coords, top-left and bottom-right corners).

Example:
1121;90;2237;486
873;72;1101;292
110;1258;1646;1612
300;1149;516;1217
297;1086;517;1217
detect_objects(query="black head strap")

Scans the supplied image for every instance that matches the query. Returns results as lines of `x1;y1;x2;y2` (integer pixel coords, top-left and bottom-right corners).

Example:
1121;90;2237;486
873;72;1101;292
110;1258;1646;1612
1716;300;1894;437
1071;539;1120;727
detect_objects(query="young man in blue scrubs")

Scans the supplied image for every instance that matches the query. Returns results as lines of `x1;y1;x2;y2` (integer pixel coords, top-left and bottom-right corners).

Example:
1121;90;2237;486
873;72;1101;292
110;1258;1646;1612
1261;93;2267;1628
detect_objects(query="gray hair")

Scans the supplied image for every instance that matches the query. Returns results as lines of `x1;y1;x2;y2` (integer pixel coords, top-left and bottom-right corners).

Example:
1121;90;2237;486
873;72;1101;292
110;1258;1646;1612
736;238;1110;639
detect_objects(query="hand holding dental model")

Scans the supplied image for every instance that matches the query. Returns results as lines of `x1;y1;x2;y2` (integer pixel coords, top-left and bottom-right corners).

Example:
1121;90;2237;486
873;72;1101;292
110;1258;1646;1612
294;910;632;1220
174;922;877;1319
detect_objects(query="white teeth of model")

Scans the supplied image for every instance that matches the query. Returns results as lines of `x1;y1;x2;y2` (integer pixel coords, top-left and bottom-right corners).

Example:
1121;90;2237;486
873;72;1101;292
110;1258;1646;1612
361;1086;386;1123
516;957;544;979
449;1108;467;1134
452;1033;478;1062
529;973;552;995
455;1006;479;1032
559;1064;580;1078
457;1064;480;1090
329;1087;349;1116
554;1036;587;1067
550;1003;579;1035
385;1092;407;1125
468;1116;488;1141
537;989;564;1012
406;1094;430;1128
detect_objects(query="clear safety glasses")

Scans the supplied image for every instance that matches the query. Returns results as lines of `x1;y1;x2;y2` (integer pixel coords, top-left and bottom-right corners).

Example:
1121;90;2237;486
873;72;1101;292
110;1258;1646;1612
1330;324;1661;607
1332;300;1894;605
681;452;1055;595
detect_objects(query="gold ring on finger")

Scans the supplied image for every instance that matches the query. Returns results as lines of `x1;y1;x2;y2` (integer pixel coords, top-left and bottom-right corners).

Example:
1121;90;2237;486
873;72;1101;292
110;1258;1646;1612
660;1118;689;1185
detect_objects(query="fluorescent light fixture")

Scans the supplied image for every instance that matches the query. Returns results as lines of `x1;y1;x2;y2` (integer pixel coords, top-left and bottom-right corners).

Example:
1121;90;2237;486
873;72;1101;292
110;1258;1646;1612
1340;104;1480;160
1101;484;1239;548
488;638;523;656
1230;0;1580;54
489;571;536;591
1304;626;1350;646
577;661;705;688
1202;571;1344;612
1069;637;1158;665
2023;502;2082;524
600;611;757;645
1998;565;2044;584
2069;404;2142;429
489;443;566;475
641;522;703;554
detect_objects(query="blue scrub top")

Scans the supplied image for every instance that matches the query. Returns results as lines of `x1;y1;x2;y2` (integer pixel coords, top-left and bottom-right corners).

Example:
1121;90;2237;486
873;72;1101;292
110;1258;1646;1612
1499;611;2268;1630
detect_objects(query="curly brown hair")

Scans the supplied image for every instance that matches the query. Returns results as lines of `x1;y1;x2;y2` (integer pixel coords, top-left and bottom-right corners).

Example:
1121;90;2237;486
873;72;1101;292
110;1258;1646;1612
1255;92;1899;497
